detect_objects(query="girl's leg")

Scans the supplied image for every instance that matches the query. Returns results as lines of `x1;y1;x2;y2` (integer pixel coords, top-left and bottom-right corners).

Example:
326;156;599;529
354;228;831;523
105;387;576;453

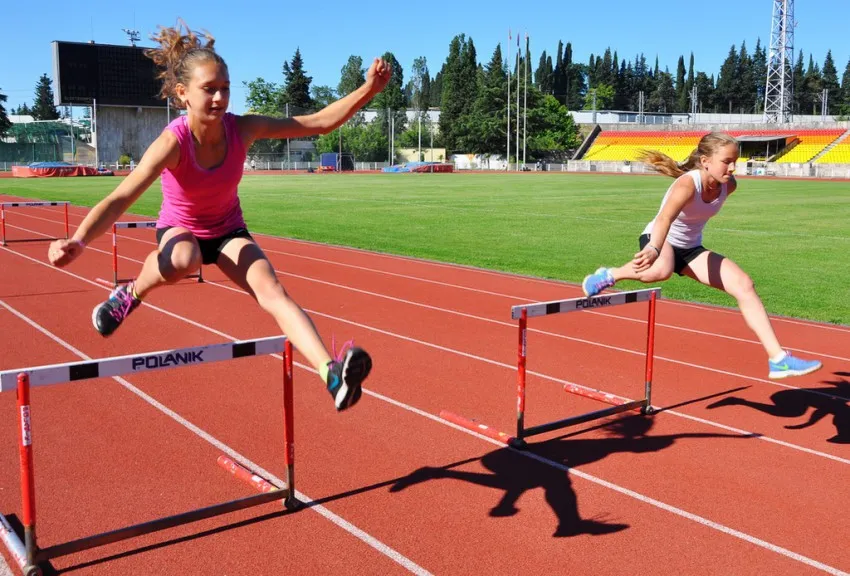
609;242;676;283
134;227;202;297
682;251;822;378
582;242;675;297
682;251;782;357
92;227;201;336
216;236;371;410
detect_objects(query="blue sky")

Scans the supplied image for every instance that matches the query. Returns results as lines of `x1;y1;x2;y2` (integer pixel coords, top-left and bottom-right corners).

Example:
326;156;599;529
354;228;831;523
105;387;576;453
3;0;848;114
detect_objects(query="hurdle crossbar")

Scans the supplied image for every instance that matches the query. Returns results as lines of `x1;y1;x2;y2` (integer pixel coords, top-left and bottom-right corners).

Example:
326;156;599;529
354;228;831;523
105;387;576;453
0;336;296;576
511;288;659;447
112;221;203;285
1;202;69;247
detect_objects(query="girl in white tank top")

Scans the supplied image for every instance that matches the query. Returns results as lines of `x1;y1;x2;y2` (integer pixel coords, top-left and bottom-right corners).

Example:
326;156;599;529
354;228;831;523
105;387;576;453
581;133;822;380
642;170;728;249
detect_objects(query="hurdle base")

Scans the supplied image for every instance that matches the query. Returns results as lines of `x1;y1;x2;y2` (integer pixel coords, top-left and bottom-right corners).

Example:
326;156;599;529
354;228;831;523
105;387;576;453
36;489;287;563
114;273;203;287
0;513;29;574
1;238;63;246
519;400;648;441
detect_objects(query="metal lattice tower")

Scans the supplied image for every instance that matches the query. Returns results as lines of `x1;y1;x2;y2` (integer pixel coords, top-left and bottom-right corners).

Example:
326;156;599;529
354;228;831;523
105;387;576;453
763;0;795;123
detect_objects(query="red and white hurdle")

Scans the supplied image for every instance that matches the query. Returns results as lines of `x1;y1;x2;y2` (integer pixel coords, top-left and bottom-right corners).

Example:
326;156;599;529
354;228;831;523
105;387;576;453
0;336;296;576
1;201;69;246
442;287;660;448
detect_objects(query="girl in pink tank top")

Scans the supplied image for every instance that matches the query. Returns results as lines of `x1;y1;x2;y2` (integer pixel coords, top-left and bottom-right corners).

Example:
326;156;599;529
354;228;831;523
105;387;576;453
48;19;392;411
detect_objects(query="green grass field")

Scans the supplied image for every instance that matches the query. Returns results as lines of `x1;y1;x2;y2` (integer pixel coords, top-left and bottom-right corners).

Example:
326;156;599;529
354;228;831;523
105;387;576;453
2;172;848;325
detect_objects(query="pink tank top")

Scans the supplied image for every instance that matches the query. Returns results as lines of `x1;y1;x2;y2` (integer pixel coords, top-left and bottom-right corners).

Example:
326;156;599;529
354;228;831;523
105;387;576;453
157;113;247;238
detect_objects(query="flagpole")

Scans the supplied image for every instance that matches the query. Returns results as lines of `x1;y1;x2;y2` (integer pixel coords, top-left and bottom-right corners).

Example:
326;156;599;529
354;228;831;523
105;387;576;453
515;30;520;171
523;32;528;168
506;29;511;172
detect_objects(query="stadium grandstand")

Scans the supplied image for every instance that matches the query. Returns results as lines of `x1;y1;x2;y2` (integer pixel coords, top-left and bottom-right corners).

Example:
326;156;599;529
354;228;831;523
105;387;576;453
580;128;850;165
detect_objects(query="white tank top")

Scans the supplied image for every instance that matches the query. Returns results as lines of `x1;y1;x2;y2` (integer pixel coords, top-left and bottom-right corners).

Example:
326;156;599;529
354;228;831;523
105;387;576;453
642;170;728;249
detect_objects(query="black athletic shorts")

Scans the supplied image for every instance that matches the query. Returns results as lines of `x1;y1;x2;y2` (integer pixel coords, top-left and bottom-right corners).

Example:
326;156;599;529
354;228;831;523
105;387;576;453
156;226;253;266
639;234;714;276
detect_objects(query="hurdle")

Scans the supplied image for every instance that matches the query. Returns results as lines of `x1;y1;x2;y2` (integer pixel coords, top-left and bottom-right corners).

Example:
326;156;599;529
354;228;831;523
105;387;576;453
1;202;69;247
0;336;296;576
441;288;659;449
112;221;203;285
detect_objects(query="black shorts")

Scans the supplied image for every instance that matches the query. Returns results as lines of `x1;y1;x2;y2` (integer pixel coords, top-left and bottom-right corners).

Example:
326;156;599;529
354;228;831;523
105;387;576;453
639;234;712;276
156;226;253;266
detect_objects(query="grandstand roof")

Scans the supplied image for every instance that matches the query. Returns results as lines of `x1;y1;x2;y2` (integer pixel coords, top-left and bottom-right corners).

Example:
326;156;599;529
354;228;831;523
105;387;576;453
735;135;791;142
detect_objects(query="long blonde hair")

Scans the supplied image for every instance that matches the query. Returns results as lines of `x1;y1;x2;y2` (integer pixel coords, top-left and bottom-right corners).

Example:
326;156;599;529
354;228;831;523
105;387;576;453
638;132;739;178
144;19;227;109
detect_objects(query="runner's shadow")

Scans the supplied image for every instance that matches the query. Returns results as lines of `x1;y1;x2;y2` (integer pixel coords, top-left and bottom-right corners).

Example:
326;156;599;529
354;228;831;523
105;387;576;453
390;414;748;537
706;373;850;444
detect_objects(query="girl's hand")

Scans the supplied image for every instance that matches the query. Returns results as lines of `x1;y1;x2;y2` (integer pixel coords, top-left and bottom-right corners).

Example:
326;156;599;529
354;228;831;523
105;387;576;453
632;244;659;273
366;58;392;94
48;238;85;267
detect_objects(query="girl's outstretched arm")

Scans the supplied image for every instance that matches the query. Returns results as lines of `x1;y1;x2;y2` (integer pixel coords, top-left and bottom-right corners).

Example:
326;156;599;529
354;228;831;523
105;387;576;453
239;57;392;145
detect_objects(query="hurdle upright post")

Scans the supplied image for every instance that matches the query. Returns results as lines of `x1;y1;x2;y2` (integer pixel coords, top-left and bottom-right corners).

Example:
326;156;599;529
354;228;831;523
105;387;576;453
642;290;657;414
282;340;298;509
514;308;528;447
1;205;6;246
63;203;69;240
17;374;39;575
111;224;118;285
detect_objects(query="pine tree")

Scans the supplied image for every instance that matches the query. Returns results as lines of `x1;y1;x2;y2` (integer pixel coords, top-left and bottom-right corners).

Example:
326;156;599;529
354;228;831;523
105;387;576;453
282;49;313;112
821;51;840;114
338;55;365;97
0;88;11;136
31;73;59;120
840;57;850;114
675;55;687;112
469;44;508;154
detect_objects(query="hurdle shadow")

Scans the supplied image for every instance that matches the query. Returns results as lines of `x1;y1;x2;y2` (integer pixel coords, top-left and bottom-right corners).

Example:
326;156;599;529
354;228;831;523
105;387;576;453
44;465;480;573
38;505;296;574
706;372;850;444
390;414;748;538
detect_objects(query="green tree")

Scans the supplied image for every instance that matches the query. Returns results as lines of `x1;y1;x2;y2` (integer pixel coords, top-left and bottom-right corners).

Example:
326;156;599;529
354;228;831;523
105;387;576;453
12;103;32;115
468;44;507;154
714;45;738;113
370;51;406;137
802;54;823;114
282;48;313;110
792;49;806;114
583;84;614;110
840;57;850;115
526;94;581;160
0;89;11;136
735;41;755;113
821;51;841;114
675;55;688;112
648;70;675;112
438;35;478;153
311;85;337;109
243;78;284;115
410;56;430;113
751;39;767;112
315;120;388;162
338;55;365;97
429;68;443;107
31;73;59;120
534;50;553;95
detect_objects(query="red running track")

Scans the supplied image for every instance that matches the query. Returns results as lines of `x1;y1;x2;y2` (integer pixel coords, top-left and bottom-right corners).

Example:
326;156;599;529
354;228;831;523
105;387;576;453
0;199;848;576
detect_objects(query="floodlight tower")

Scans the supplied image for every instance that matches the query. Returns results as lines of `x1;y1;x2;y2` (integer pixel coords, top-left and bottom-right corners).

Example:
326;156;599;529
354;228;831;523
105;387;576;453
763;0;795;123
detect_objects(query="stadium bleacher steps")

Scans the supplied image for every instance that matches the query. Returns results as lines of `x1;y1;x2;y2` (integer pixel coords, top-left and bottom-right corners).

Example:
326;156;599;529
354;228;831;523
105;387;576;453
810;129;850;163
